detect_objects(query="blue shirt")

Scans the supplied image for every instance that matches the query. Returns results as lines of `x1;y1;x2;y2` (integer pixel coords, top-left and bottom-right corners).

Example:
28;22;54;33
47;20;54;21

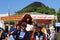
19;31;25;39
10;27;15;32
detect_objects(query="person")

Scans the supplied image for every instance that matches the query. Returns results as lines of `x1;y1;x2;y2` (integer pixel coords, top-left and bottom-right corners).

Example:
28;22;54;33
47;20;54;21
53;28;60;40
30;26;46;40
5;24;9;34
9;25;16;40
10;25;16;33
47;29;51;40
49;26;55;40
41;25;47;35
16;13;33;31
13;22;30;40
17;13;32;25
0;27;8;40
41;25;47;40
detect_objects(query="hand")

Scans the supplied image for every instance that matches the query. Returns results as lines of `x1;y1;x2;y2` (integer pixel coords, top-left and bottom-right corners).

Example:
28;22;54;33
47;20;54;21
11;31;14;34
33;28;36;33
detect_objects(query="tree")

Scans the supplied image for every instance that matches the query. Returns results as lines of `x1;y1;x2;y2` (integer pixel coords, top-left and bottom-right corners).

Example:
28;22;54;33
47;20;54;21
15;6;56;15
57;8;60;22
36;6;56;15
15;1;56;15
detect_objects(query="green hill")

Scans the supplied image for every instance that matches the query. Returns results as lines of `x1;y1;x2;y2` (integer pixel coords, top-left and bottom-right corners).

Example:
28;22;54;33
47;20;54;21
15;2;56;15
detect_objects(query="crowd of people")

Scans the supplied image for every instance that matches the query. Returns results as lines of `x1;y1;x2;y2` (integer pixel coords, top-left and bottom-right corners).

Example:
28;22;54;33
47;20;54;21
0;13;60;40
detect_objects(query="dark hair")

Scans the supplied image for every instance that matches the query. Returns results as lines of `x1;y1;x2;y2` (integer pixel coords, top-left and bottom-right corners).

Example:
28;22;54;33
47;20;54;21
16;14;33;27
57;28;60;32
21;22;27;27
21;14;32;25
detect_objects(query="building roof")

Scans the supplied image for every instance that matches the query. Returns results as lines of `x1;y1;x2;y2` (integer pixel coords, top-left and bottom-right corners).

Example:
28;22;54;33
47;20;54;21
1;15;23;21
0;14;56;21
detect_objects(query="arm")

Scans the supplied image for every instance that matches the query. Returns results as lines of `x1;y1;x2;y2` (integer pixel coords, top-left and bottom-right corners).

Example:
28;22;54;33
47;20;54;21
4;33;8;40
5;37;8;40
44;35;47;40
30;28;36;40
30;32;34;40
43;33;47;40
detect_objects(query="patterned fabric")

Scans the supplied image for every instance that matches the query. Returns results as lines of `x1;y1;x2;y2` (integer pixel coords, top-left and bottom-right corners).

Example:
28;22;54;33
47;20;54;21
13;30;30;40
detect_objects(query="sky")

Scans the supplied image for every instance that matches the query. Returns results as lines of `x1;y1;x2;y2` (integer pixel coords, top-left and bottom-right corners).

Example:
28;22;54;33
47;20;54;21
0;0;60;15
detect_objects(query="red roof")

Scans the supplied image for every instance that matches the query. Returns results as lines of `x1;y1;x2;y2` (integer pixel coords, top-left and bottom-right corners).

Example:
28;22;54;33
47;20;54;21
1;15;23;21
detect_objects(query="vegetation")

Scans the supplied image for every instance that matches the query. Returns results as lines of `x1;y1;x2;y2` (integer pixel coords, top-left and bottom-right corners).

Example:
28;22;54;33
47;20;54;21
57;8;60;21
15;6;56;15
15;2;56;15
15;2;60;22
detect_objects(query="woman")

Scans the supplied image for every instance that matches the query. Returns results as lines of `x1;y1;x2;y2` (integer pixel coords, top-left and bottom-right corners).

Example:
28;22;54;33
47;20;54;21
16;13;33;31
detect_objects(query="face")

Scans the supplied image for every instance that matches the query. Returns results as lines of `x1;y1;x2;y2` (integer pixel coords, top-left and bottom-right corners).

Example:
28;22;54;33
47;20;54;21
16;26;20;30
21;26;26;30
36;28;40;32
26;18;30;22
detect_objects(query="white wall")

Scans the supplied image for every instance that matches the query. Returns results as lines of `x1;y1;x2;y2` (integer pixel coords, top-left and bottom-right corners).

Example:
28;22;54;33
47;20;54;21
0;13;9;17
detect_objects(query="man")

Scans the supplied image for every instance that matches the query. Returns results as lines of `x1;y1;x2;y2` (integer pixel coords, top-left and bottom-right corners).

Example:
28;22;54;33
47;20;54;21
13;22;30;40
53;28;60;40
5;24;9;34
0;27;8;40
9;25;16;40
10;25;16;34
